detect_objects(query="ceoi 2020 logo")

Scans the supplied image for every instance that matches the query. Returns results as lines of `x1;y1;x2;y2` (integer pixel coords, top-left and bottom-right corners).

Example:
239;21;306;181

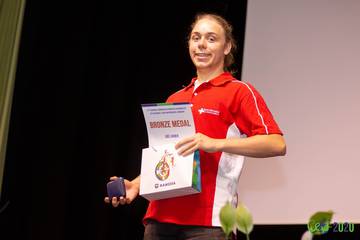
307;220;355;234
155;150;175;181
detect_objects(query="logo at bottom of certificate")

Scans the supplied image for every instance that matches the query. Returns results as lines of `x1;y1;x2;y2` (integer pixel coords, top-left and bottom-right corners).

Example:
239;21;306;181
155;150;175;181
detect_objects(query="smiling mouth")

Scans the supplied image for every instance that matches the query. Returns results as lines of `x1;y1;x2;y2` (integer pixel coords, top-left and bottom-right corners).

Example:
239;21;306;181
194;53;211;61
195;53;210;57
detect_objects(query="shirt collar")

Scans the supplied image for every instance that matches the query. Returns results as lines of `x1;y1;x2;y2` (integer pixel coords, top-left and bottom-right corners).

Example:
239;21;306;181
184;72;235;90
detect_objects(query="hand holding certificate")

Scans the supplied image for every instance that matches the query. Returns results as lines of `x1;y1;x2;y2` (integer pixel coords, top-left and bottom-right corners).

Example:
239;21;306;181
139;103;201;200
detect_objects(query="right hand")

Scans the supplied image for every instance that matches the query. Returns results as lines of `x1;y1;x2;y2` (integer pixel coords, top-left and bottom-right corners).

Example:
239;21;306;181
104;176;140;207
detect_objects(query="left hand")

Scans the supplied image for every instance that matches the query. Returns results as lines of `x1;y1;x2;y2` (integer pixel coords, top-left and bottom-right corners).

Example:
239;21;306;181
104;176;139;207
175;133;220;157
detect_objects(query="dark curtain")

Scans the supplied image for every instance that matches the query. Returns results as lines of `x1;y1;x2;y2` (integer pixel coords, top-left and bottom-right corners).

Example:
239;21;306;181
1;1;247;239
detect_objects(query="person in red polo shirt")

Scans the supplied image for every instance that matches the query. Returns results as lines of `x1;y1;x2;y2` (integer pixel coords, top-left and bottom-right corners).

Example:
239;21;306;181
105;13;286;240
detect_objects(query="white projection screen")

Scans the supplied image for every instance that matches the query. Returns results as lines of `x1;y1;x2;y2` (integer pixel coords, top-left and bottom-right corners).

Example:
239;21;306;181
238;0;360;224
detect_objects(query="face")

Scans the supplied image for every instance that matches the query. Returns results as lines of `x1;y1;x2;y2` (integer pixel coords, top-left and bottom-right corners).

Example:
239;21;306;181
189;17;231;73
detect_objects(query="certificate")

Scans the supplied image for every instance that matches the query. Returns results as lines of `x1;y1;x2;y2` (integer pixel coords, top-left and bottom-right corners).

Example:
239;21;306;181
141;102;195;146
139;102;201;201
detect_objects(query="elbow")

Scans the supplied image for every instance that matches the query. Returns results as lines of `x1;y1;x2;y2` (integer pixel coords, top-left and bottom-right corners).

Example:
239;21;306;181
272;135;286;156
268;143;286;157
277;142;287;156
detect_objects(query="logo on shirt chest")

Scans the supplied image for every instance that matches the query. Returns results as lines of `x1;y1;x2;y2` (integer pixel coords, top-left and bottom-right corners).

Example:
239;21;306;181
198;107;220;116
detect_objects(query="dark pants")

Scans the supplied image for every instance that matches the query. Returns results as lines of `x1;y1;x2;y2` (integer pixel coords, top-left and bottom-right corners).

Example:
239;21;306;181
143;219;234;240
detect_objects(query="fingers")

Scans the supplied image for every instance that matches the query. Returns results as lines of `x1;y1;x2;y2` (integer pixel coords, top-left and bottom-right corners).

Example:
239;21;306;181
111;197;120;207
104;196;118;206
105;196;127;207
106;196;130;207
175;136;194;149
118;196;127;205
177;140;198;156
109;176;118;181
179;143;198;157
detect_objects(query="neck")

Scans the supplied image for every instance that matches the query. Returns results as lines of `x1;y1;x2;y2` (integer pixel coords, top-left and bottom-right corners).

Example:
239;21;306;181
196;65;225;83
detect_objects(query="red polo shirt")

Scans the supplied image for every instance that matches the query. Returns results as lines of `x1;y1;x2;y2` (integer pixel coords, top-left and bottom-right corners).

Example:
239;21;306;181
143;72;282;226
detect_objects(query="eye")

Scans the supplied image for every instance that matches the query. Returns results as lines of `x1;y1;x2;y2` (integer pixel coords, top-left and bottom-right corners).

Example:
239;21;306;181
208;36;216;42
191;35;200;41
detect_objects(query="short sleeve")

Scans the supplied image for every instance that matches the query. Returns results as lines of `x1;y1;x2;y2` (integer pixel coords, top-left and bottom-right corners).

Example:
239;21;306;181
232;82;283;137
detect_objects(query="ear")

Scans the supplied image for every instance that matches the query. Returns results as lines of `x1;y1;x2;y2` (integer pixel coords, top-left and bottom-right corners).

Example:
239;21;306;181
224;42;232;55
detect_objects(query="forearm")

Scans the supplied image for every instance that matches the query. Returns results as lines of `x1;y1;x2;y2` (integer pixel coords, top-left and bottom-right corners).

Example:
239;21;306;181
216;134;286;158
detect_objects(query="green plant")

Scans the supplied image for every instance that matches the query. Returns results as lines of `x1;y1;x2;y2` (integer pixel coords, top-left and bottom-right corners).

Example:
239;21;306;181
220;201;253;240
220;201;334;240
301;210;334;240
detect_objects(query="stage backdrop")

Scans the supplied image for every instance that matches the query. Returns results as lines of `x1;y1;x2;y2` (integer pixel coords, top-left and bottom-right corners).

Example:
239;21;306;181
239;0;360;224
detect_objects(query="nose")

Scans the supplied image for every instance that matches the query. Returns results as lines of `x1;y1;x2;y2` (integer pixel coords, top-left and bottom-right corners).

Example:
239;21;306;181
198;37;207;49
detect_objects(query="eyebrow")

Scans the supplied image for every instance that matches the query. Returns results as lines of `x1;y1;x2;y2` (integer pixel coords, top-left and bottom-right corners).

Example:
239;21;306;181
191;31;218;36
